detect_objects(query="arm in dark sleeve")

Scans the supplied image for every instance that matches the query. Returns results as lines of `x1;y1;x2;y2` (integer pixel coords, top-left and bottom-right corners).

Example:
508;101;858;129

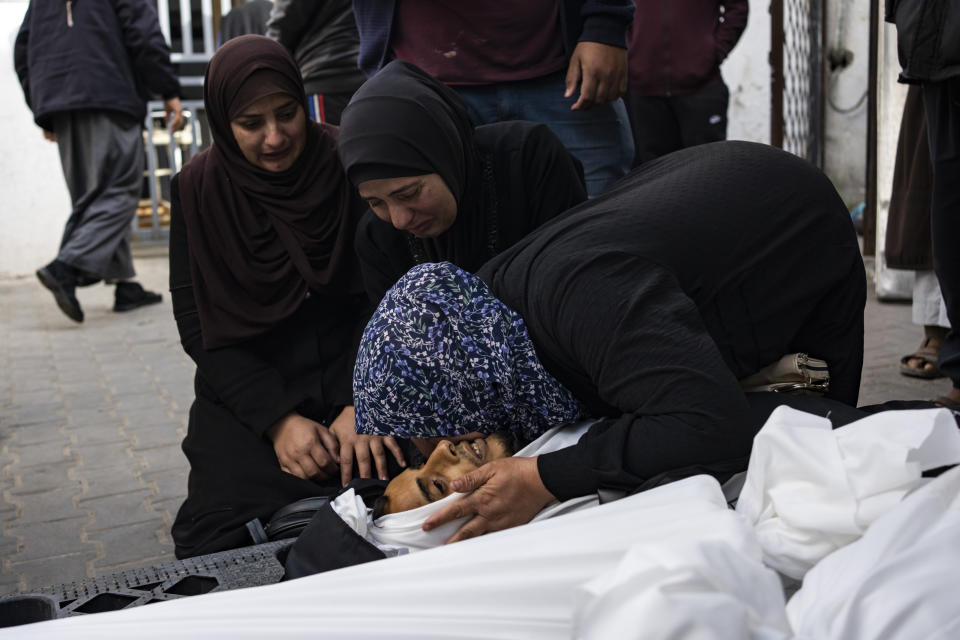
577;0;635;48
266;0;319;51
14;8;31;111
169;177;306;436
354;210;412;305
520;124;587;226
715;1;749;61
112;0;180;99
536;263;755;500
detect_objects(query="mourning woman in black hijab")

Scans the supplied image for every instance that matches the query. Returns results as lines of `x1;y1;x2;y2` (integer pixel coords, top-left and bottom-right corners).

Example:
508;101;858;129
168;36;404;558
337;60;588;304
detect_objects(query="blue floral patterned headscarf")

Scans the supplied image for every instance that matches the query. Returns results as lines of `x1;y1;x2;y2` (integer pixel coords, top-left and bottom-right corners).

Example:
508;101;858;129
354;262;585;439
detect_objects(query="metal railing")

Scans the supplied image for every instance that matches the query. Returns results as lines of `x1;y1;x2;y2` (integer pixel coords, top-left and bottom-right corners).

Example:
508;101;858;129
134;1;239;245
771;0;826;167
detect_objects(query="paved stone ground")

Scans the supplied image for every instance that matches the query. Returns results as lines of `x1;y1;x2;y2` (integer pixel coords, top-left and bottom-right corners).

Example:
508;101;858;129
0;252;953;597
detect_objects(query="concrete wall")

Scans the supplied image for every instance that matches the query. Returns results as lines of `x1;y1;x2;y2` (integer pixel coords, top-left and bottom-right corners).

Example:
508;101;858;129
1;1;72;279
724;0;772;145
822;0;871;208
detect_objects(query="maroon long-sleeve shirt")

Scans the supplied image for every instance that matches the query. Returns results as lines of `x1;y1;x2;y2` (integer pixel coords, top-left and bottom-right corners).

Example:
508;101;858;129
628;0;748;96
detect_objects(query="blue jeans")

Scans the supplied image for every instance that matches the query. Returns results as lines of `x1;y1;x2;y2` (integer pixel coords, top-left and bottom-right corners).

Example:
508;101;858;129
454;71;634;197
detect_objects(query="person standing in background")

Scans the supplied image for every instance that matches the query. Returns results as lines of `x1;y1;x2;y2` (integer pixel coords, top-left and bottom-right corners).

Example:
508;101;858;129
625;0;748;166
885;85;951;380
887;0;960;408
14;0;183;323
268;0;366;125
219;0;273;44
351;1;635;197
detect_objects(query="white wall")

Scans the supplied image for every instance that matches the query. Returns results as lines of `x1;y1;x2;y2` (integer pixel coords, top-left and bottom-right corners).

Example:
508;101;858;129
723;0;772;145
1;1;72;279
822;0;871;208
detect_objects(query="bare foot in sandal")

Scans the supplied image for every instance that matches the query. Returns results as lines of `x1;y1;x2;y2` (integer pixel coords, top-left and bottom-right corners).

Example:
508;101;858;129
900;325;948;379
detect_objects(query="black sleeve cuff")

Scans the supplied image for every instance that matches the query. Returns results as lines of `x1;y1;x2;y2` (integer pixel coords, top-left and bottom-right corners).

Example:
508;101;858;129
579;15;629;49
537;444;600;501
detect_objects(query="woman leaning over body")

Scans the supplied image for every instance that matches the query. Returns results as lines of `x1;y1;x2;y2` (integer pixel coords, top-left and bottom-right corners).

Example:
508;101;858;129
169;36;402;558
337;60;588;305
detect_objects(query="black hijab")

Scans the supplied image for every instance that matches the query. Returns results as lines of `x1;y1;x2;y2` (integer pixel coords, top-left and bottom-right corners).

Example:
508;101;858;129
337;61;492;270
178;35;362;349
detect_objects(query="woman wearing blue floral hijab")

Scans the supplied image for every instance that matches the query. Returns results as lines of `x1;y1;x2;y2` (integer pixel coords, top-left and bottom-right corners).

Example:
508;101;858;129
354;262;584;442
352;141;866;546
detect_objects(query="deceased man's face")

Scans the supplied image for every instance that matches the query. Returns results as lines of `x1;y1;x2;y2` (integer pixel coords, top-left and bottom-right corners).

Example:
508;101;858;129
379;433;517;515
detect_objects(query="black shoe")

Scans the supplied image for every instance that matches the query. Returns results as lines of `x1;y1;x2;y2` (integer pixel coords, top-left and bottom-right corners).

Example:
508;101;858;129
114;281;162;312
36;260;84;323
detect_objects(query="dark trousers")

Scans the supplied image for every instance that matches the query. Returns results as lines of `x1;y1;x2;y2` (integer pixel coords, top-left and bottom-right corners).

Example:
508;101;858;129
923;77;960;389
625;82;730;167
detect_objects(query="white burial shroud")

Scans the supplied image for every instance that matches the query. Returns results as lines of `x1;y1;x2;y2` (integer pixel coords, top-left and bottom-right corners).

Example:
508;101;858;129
8;476;775;639
735;406;960;580
787;465;960;639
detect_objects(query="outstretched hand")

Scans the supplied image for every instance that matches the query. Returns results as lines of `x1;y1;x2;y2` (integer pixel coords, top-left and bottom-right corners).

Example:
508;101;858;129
422;456;555;543
328;406;406;486
564;41;628;110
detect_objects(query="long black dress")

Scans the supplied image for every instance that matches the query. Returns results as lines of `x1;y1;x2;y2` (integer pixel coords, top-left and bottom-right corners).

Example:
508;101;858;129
168;176;373;558
477;141;866;501
355;120;587;304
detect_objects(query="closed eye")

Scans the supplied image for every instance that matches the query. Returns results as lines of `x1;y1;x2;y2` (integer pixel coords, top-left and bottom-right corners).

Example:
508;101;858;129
235;118;262;131
395;185;421;201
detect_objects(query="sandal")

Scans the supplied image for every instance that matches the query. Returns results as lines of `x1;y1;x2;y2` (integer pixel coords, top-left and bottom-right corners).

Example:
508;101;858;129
900;335;944;379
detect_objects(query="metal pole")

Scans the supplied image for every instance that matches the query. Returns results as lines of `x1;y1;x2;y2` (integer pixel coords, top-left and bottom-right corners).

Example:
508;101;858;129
770;0;785;149
179;0;193;55
864;0;880;256
201;0;215;53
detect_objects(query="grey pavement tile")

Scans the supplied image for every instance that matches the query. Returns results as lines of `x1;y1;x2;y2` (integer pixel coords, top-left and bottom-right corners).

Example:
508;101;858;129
10;390;63;409
11;406;64;427
0;575;23;599
0;535;20;559
6;460;76;494
77;489;158;529
10;552;96;592
5;518;95;563
120;409;178;433
125;425;184;450
9;488;85;526
141;470;188;504
107;380;159;398
7;423;65;447
62;391;112;411
87;520;173;569
147;497;186;523
65;407;118;428
59;380;111;394
9;441;72;468
64;423;128;447
71;441;135;471
74;466;147;501
134;445;189;473
113;393;168;412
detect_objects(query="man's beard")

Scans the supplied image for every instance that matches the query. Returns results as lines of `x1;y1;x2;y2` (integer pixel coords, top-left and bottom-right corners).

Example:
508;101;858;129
488;430;525;457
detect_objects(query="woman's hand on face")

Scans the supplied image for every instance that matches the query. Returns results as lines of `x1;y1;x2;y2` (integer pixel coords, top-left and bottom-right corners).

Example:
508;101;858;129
328;406;406;487
422;456;555;543
267;412;340;481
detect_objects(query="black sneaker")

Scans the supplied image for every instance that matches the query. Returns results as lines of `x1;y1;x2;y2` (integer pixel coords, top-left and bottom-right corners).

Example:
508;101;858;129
36;260;84;323
114;282;163;312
